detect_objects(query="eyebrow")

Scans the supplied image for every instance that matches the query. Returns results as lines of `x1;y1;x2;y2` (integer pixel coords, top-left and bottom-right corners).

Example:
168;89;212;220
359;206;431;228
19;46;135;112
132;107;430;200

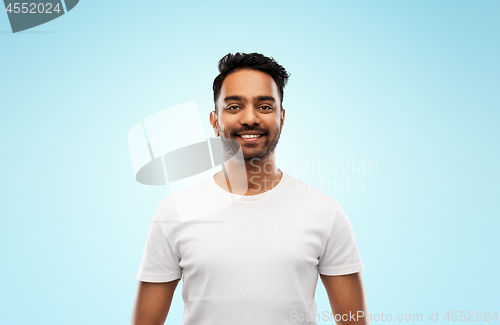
223;95;276;103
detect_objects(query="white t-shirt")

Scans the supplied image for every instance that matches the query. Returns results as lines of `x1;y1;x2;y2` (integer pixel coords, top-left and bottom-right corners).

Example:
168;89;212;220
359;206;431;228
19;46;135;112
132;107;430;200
135;171;364;324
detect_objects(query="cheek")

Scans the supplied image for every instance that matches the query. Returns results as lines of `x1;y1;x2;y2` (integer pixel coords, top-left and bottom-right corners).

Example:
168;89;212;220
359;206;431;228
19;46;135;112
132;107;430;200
219;116;237;131
218;122;232;136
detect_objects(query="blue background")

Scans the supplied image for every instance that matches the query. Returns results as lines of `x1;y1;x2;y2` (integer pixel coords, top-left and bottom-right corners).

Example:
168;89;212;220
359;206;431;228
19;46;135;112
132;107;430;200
1;0;498;324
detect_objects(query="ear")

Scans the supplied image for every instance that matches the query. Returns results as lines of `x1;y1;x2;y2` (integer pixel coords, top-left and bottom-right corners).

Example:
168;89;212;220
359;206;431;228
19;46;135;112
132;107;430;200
280;107;285;128
209;111;220;137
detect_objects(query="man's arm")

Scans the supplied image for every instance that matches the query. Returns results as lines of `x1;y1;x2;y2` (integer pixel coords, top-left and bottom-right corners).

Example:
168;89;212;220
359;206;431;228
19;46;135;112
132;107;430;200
320;272;369;325
130;279;180;325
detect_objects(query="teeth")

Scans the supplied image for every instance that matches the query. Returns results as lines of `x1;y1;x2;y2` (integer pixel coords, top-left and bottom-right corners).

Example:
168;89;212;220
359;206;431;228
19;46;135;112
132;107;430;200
241;134;261;139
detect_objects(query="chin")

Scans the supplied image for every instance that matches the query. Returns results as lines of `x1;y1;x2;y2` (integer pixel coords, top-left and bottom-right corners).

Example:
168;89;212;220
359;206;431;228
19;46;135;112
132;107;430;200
242;151;271;162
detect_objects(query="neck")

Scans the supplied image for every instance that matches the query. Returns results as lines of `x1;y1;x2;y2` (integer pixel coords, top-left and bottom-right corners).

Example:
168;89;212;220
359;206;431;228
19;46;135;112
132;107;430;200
214;152;283;196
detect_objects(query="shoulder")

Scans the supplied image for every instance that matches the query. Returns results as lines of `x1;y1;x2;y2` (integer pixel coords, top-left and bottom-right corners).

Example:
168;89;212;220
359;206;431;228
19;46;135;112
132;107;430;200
158;176;218;223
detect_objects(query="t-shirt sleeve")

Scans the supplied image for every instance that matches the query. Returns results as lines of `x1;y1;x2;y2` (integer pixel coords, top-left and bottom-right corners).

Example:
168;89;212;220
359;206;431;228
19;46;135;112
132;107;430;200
318;201;365;276
135;206;182;282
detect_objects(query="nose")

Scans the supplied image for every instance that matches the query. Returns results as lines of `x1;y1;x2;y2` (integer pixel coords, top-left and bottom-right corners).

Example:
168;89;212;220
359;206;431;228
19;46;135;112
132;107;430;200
239;106;261;126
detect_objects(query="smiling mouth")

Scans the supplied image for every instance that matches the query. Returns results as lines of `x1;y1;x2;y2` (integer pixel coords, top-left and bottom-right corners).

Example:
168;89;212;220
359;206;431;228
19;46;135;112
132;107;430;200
237;134;265;142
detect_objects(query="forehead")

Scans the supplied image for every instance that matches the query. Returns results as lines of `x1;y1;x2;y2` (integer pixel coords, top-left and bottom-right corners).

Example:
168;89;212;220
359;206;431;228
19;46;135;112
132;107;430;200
220;69;279;99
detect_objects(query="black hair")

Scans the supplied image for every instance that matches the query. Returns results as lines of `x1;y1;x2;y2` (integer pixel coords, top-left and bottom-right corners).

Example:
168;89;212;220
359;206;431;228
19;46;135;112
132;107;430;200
212;52;290;111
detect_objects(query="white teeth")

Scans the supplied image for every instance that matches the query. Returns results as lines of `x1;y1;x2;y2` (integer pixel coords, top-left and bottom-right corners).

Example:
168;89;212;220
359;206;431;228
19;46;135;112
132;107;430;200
241;134;261;139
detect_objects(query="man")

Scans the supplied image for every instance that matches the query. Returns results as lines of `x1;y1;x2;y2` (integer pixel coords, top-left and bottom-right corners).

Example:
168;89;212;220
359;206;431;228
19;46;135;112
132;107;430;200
130;53;369;325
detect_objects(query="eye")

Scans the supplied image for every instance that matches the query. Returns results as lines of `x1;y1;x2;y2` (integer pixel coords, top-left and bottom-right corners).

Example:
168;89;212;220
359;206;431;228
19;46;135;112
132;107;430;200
259;105;273;111
226;105;240;110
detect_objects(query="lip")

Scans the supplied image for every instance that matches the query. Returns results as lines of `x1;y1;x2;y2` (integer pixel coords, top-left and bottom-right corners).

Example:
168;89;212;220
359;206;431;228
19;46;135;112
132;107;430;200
236;134;265;143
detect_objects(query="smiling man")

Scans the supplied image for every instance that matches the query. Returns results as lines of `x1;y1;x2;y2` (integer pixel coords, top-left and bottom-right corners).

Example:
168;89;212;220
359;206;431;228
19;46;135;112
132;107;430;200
210;63;285;195
131;53;369;325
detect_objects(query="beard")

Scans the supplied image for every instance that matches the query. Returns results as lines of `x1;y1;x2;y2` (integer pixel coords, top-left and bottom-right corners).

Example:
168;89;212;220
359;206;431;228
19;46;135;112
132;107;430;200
218;123;282;162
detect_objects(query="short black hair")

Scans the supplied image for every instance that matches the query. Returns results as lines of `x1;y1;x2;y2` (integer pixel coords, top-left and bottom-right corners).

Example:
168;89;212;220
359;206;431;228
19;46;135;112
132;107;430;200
213;52;290;111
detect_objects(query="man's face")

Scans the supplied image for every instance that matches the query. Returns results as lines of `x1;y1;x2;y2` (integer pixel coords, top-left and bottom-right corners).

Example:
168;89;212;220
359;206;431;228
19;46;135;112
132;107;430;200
211;68;285;162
